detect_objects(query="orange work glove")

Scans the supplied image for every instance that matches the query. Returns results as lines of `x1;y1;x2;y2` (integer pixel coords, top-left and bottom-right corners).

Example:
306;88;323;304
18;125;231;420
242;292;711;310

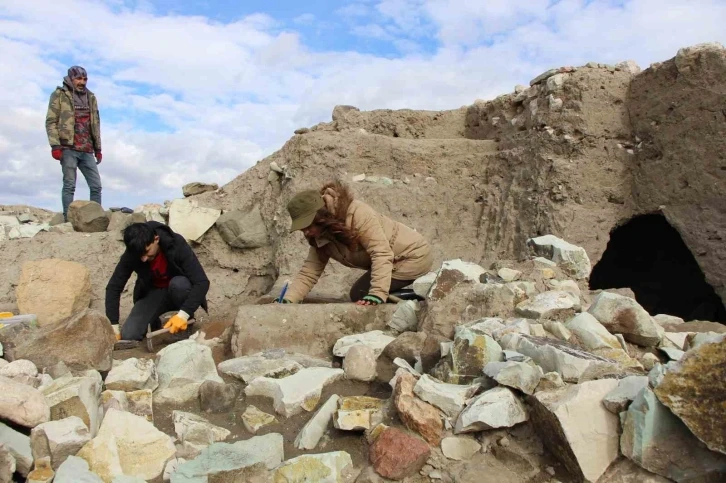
164;314;188;334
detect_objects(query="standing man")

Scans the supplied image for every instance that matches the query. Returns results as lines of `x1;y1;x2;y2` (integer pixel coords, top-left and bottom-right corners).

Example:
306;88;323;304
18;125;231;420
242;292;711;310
45;66;103;221
105;222;210;341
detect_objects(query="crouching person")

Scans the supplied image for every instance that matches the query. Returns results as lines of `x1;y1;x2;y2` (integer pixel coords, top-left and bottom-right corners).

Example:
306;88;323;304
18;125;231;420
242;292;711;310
105;221;210;341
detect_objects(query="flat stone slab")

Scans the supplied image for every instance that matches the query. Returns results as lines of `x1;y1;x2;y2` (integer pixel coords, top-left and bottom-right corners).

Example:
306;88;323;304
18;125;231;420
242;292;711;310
272;451;353;483
232;304;396;359
171;433;284;483
244;367;345;417
218;355;303;384
333;330;396;358
602;376;648;414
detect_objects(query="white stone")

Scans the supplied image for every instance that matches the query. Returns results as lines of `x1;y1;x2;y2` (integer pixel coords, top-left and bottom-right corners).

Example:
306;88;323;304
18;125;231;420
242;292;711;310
483;361;543;395
0;215;20;226
77;408;175;482
244;367;345;417
548;95;563;111
0;359;39;387
343;345;377;382
441;436;481;461
168;198;220;242
455;387;528;433
413;374;479;420
272;451;353;483
545;279;581;299
507;334;618;383
388;300;420;332
545;73;568;93
527;235;592;279
7;224;49;239
659;346;685;361
30;416;91;470
515;291;580;320
54;456;103;483
295;395;339;450
163;458;186;482
172;434;285;481
332;330;395;358
133;203;165;223
532;379;620;482
173;411;230;452
105;358;159;392
467;318;506;337
218;354;303;384
544;321;572;341
491;318;532;341
428;259;487;299
0;375;50;428
155;340;223;405
497;268;521;282
662;332;691;350
587;292;664;346
41;375;102;437
0;422;33;476
602;376;649;414
566;312;621;350
616;60;641;74
685;332;723;351
653;314;684;327
413;271;437;298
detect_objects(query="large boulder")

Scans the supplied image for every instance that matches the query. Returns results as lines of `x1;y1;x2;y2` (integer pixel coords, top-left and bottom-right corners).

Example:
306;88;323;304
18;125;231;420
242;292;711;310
587;292;663;347
68;201;109;233
215;206;268;249
76;409;176;482
621;386;726;482
15;259;92;327
231;303;396;359
154;340;224;405
4;309;115;372
653;334;726;454
530;379;620;482
0;375;50;428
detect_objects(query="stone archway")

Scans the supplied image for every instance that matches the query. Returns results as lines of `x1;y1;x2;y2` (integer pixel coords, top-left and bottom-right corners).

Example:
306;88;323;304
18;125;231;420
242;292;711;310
589;213;726;323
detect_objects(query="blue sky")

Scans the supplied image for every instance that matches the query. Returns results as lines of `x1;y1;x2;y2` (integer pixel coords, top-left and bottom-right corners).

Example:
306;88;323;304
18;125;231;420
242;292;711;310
0;0;725;212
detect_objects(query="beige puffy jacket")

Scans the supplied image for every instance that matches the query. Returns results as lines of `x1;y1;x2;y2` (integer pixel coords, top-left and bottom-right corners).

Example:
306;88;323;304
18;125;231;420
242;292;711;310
285;195;433;302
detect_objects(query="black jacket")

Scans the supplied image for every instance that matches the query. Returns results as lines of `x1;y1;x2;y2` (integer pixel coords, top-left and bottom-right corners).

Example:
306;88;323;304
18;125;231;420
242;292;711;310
105;221;210;323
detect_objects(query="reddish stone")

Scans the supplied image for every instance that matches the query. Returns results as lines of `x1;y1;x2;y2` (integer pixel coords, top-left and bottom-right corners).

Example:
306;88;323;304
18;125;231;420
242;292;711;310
370;427;430;480
393;372;443;445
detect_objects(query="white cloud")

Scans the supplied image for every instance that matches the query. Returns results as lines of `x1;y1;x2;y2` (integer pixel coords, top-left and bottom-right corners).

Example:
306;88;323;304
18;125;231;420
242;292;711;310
0;0;724;211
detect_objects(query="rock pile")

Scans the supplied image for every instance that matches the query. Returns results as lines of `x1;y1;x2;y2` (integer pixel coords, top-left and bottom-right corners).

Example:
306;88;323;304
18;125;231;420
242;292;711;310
0;231;722;483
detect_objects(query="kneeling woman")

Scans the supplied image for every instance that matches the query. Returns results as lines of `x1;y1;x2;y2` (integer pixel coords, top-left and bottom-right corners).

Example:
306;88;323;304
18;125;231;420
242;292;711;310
282;181;433;305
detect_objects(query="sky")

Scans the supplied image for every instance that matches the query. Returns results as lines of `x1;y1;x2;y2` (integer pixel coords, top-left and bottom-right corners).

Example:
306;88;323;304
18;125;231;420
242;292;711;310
1;0;725;212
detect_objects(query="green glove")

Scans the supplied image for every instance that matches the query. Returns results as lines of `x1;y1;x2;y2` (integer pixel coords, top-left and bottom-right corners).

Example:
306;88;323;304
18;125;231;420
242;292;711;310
362;295;383;305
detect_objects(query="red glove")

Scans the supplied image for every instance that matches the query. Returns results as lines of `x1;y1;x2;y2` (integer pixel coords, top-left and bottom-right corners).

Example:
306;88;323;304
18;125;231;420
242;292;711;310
95;151;102;164
51;148;63;161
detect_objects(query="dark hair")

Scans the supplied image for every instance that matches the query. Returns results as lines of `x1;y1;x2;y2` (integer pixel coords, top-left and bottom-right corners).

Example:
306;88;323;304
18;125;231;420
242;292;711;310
122;223;156;257
308;208;359;250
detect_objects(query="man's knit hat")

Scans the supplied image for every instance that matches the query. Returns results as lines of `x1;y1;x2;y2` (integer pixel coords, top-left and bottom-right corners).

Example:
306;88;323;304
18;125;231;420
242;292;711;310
67;66;87;79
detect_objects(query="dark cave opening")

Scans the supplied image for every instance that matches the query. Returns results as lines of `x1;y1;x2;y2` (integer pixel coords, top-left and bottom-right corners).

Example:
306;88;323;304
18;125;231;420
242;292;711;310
589;213;726;323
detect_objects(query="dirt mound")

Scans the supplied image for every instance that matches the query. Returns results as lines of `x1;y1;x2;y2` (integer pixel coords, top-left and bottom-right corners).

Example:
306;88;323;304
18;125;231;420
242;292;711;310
0;43;723;324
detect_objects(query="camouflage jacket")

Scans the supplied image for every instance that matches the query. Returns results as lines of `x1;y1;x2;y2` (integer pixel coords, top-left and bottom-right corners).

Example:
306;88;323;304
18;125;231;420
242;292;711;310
45;85;102;151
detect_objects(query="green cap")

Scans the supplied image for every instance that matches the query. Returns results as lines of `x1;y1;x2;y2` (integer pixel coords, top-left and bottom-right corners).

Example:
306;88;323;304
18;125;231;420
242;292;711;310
287;190;324;232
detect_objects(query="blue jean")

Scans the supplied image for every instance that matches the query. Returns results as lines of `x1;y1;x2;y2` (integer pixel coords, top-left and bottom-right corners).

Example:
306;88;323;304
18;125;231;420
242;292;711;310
61;149;102;220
